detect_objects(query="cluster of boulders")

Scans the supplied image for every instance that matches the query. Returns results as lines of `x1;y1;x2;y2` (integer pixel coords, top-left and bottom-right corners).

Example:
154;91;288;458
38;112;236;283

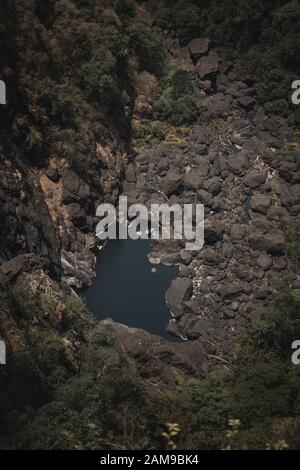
188;37;257;113
0;138;127;289
123;38;300;361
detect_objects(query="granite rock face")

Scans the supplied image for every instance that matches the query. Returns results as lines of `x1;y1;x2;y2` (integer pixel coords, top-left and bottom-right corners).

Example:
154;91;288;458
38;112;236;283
0;156;62;280
0;137;127;289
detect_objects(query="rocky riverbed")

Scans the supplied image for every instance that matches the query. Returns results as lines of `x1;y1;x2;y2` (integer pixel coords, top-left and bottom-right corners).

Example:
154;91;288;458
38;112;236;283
122;38;300;362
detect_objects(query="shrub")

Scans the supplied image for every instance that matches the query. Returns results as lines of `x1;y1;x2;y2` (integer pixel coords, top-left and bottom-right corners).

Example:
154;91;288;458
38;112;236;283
132;120;166;147
62;298;94;335
128;21;167;76
153;70;202;125
78;47;118;102
132;120;190;149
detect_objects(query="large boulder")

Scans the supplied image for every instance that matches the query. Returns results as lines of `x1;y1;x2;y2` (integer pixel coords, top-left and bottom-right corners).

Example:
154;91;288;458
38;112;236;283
248;230;285;254
184;317;213;340
166;277;193;319
203;93;232;117
244;171;267;189
183;169;204;191
61;168;90;204
257;254;273;271
237;95;256;110
191;126;215;145
279;184;300;209
217;283;245;300
197;189;213;206
188;38;210;61
230;224;247;242
196;51;219;79
251;194;272;214
204;177;222;195
61;249;96;288
159;169;182;196
205;220;224;243
202;247;223;265
243;137;275;164
226;152;249;175
278;160;299;183
213;154;226;174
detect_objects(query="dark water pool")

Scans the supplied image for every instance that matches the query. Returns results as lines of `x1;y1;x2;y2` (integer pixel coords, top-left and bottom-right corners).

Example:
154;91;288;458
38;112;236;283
83;238;179;341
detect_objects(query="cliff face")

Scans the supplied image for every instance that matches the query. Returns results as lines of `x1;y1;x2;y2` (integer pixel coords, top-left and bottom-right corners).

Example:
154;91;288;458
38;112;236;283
0;2;210;448
0;1;134;436
0;149;61;276
0;0;133;287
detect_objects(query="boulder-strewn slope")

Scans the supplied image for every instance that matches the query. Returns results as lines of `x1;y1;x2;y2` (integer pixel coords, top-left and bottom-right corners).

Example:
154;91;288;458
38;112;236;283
125;38;300;363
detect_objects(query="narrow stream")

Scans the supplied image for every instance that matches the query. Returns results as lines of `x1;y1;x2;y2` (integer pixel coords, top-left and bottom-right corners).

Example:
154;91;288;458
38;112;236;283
84;238;179;341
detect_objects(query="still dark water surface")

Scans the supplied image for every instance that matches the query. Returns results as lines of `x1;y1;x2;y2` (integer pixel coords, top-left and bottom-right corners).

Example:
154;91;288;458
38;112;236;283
84;238;179;341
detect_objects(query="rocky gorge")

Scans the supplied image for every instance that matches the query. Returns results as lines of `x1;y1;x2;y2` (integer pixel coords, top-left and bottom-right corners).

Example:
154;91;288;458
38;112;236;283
122;37;300;365
1;0;300;450
1;31;300;373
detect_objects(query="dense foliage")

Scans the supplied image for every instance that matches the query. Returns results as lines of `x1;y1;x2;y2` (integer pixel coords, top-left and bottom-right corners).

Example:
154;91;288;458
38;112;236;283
0;0;167;171
150;0;300;122
153;70;203;126
1;281;300;450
